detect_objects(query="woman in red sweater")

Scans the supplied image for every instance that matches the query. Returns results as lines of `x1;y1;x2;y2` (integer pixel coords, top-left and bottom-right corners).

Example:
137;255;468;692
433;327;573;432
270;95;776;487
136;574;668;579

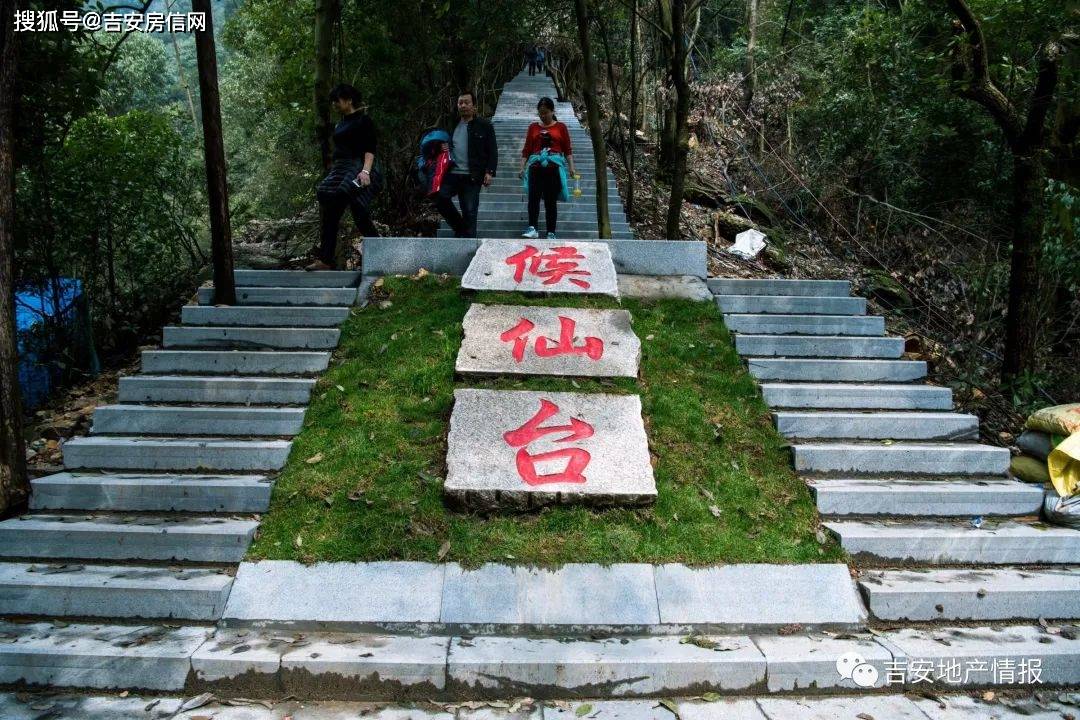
517;97;577;239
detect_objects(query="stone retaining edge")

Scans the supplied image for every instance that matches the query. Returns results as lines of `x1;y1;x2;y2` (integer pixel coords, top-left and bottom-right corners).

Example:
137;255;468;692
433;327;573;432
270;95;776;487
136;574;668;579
363;238;707;278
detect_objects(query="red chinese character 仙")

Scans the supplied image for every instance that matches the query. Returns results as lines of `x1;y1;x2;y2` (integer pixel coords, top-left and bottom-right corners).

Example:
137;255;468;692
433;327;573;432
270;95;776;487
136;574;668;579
499;316;604;363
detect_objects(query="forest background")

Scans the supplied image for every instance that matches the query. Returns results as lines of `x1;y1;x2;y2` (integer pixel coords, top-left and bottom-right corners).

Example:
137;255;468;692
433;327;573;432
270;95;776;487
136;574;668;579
7;0;1078;443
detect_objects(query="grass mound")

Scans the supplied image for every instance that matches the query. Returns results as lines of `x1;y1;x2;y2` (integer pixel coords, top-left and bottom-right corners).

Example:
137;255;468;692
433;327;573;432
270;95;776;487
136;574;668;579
248;275;839;566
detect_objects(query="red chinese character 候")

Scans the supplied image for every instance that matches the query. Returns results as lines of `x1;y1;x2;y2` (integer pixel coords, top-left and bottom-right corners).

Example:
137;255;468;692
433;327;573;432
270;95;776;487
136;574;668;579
505;245;592;289
503;399;593;485
499;316;604;363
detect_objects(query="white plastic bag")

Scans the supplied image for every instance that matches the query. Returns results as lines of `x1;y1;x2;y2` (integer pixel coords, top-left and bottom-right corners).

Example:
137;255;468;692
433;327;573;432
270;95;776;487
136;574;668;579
728;229;767;259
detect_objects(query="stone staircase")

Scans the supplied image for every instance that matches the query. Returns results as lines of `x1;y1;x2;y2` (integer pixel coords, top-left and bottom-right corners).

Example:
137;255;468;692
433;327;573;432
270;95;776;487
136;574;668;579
437;69;633;240
711;276;1080;622
0;270;360;622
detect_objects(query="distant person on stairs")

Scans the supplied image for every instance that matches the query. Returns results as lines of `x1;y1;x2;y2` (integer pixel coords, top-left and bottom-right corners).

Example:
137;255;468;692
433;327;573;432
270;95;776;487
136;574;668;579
308;83;381;271
535;46;546;75
435;91;498;238
518;97;576;240
526;45;538;76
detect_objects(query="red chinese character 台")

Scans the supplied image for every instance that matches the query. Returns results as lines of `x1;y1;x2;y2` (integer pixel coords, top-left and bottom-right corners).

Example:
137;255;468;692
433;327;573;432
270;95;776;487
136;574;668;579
503;399;594;486
499;316;604;363
535;316;603;360
504;245;592;289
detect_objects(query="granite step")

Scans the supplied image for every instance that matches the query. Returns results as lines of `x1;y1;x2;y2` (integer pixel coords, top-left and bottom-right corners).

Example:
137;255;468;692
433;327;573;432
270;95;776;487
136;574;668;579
91;405;306;437
197;286;358;306
0;562;233;621
724;314;885;336
0;514;258;563
808;478;1044;516
747;358;927;383
438;228;634;240
708;278;851;297
473;207;628;221
118;375;314;405
444;634;765;697
774;411;978;439
858;567;1080;621
466;219;632;231
62;436;292;472
140;349;331;376
0;620;209;690
1;693;1077;719
792;441;1010;475
180;305;350;328
29;472;273;513
762;383;952;410
825;518;1080;564
736;335;905;358
163;326;340;350
716;294;866;315
232;269;360;287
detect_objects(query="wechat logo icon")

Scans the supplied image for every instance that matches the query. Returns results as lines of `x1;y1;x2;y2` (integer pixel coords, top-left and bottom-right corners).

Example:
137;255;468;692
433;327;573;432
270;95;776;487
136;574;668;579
836;651;879;688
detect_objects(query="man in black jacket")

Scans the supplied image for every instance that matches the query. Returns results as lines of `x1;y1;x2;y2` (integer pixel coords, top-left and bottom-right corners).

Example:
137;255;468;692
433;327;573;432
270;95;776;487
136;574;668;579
436;91;497;238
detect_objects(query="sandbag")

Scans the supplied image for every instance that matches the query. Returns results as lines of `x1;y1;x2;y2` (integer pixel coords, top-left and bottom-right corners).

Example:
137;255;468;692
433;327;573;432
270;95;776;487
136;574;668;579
1042;488;1080;529
1010;454;1050;484
1026;403;1080;436
1047;432;1080;498
1016;430;1060;461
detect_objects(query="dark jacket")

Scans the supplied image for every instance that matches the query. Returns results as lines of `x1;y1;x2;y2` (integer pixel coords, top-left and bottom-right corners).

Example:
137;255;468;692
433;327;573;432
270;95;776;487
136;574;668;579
448;116;498;183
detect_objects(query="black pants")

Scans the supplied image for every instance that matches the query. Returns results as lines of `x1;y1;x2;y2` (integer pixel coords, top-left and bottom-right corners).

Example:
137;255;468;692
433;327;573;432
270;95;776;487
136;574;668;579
317;192;378;265
435;173;482;238
528;163;562;233
528;59;537;75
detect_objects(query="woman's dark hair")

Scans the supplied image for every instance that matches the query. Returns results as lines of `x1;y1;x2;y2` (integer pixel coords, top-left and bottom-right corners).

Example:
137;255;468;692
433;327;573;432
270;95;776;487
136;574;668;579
537;96;556;120
329;83;363;106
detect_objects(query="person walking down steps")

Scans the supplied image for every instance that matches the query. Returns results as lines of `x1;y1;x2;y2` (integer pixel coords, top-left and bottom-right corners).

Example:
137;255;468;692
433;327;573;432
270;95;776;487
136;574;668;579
518;96;577;240
308;83;381;271
435;91;498;238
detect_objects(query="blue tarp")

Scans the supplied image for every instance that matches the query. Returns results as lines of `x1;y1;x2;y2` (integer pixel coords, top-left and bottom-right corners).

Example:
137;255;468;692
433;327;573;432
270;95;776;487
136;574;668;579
15;279;83;409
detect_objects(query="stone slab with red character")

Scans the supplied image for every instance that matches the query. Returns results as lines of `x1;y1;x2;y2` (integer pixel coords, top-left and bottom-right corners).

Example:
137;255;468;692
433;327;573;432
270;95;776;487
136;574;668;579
455;303;640;378
460;239;619;297
445;388;656;510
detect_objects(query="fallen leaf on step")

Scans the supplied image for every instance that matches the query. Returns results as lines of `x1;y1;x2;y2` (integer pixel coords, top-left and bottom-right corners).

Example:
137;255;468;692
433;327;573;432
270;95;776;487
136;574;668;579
305;453;324;464
982;691;996;701
856;714;874;720
179;693;215;712
575;704;593;717
657;699;680;718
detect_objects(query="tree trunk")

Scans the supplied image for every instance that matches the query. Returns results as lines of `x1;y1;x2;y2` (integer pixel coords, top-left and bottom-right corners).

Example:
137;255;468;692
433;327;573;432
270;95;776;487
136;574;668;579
573;0;612;239
666;0;691;239
1001;153;1045;379
313;0;339;171
656;0;676;176
193;0;236;306
627;0;640;216
744;0;759;111
0;0;29;515
169;31;198;125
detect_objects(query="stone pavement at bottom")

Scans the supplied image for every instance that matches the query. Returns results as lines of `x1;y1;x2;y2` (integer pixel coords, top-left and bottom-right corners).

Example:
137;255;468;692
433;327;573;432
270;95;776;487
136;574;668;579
2;692;1076;720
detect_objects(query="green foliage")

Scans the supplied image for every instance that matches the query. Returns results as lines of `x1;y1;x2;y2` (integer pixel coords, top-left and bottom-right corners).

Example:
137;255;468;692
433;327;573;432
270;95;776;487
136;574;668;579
249;276;836;566
15;110;203;350
96;33;175;116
